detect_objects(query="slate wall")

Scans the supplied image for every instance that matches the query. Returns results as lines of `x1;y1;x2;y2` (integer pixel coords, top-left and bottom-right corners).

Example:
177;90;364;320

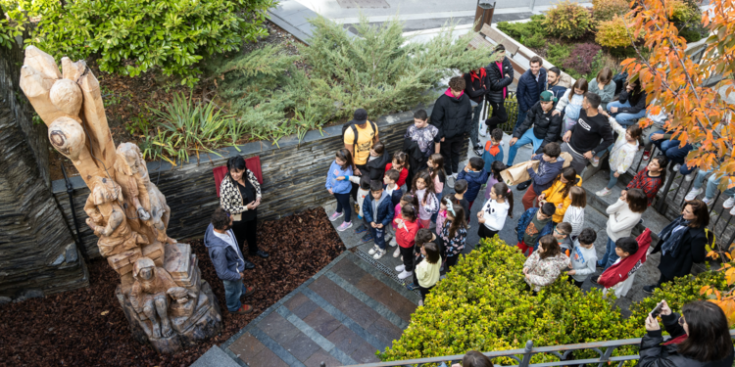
53;106;466;259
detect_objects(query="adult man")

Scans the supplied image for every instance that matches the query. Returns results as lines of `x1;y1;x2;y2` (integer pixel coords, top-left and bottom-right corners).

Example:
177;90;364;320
344;108;379;198
561;93;614;174
546;67;567;100
515;56;547;134
431;76;473;179
463;67;490;156
485;44;513;132
204;207;255;314
506;91;562;166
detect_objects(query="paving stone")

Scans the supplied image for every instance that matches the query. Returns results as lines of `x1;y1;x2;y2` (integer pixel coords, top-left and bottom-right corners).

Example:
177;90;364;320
309;277;381;329
354;274;415;322
365;317;404;348
228;333;266;360
304;350;343;367
190;346;242;367
242;346;289;367
330;257;369;284
349;340;381;363
285;292;321;319
260;311;300;344
303;308;342;337
284;292;310;312
327;325;367;356
281;330;324;363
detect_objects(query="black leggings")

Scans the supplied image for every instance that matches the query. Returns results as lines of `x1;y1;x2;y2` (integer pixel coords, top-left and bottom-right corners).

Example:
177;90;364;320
478;225;498;240
485;101;508;131
400;245;415;272
231;217;258;255
334;193;352;223
440;135;464;175
419;285;434;302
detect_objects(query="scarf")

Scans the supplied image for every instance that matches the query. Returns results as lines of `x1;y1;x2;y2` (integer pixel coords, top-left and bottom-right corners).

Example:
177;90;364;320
659;216;690;258
470;68;487;82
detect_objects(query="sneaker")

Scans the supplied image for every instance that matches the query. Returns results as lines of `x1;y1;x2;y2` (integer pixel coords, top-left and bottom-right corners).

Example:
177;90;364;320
329;211;343;221
723;197;735;209
389;236;397;247
418;300;424;306
480;127;488;137
337;221;353;232
685;174;694;182
591;156;600;168
473;144;483;157
590;276;600;285
368;245;379;255
642;285;656;294
516;180;532;191
703;197;714;206
730;206;735;216
642;151;651;161
685;187;703;201
452;173;458;180
466;224;472;230
395;264;405;272
361;233;374;242
233;304;254;314
397;270;413;280
354;224;368;234
393;247;401;258
406;283;419;291
373;248;386;259
673;163;681;172
596;187;612;197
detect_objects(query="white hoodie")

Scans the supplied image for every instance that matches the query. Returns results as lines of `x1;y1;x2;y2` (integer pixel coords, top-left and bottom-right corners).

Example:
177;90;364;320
481;199;510;231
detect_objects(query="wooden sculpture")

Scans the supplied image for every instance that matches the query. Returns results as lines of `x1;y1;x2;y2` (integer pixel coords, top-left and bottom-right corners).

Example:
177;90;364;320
19;46;221;354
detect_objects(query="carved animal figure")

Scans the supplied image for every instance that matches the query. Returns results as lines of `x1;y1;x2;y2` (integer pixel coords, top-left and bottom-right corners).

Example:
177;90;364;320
130;257;178;339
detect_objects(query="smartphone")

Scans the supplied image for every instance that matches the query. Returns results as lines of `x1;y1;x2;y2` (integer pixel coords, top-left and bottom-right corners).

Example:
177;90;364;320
650;301;664;318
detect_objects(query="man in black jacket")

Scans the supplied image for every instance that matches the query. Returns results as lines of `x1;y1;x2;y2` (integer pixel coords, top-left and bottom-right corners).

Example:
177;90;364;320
485;44;513;132
561;92;614;174
506;91;562;165
431;76;473;179
463;68;489;156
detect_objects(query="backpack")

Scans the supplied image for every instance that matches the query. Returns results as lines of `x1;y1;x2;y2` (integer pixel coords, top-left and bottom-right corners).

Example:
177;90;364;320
341;120;377;156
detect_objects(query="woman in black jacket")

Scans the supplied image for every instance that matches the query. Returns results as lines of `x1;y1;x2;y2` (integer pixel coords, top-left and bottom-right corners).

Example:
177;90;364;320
485;44;514;131
606;80;648;127
639;300;733;367
643;199;710;293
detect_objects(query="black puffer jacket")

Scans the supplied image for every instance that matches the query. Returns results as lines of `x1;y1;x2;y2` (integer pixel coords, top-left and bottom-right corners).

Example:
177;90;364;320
513;101;562;151
463;71;489;104
431;90;472;140
638;313;734;367
364;151;390;182
651;221;707;281
486;57;514;104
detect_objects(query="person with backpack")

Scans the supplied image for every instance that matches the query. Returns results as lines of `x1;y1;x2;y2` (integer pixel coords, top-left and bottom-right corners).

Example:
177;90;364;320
343;108;379;199
431;76;473;180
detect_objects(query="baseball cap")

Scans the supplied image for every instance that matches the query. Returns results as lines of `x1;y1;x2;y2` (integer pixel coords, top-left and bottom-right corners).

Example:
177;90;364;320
540;91;557;103
353;108;368;124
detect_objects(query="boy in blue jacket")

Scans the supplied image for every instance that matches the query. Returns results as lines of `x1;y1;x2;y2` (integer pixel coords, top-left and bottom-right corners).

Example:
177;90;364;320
520;142;564;210
482;128;504;172
204;208;255;314
457;157;489;211
364;181;395;259
516;202;556;256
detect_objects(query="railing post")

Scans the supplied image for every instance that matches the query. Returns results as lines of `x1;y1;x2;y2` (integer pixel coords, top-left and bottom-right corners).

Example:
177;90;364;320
519;340;534;367
656;162;677;213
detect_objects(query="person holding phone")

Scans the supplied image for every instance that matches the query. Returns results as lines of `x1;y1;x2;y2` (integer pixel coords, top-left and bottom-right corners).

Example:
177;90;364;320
639;300;733;367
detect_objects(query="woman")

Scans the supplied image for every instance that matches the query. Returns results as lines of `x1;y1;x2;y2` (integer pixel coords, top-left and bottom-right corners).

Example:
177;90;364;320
523;235;570;292
220;156;269;269
639;300;733;367
643;199;710;293
607;79;648;127
598;188;648;270
588;67;616;110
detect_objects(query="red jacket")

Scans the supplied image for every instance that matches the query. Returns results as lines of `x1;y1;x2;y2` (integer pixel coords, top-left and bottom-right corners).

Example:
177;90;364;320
598;228;651;288
394;213;419;248
386;163;408;187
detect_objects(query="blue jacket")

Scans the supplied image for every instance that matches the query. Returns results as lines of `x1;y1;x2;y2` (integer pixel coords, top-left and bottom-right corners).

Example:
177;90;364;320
363;191;395;227
528;153;564;195
515;208;555;248
204;224;245;282
457;168;489;203
384;184;403;208
517;68;547;112
326;160;353;194
481;141;504;173
549;84;567;101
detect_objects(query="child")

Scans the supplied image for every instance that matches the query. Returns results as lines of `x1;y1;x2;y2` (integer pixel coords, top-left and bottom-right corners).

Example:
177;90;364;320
484;160;506;202
477;182;513;239
386;151;409;188
441;202;468;272
411;170;439;229
408;229;446;291
594;237;639;297
436;196;450;238
521;142;565;210
428;153;446;222
394;204;420;280
567;228;598;288
391;193;419;256
414;242;441;306
364;141;390;182
598;188;648;270
594;114;643;196
553;78;588;134
523;235;570;292
516;202;556;256
482;128;505;172
383;169;403;208
563;186;586;238
326;149;354;232
364;181;395;259
347;176;373;238
452;179;471;222
537;167;581;223
624;155;668;207
553;222;574;254
457;157;489;211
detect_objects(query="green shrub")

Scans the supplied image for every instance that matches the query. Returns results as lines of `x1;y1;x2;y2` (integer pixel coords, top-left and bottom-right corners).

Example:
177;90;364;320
596;16;633;48
27;0;275;86
592;0;631;22
543;1;593;39
546;43;571;68
497;15;546;49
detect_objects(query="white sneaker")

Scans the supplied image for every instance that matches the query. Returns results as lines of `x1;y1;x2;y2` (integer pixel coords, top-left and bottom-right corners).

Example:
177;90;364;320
480;127;487;137
673;163;681;172
389;237;397;247
730;206;735;216
724;197;735;209
368;245;379;255
452;173;458;180
395;264;405;272
591;156;600;168
596;187;612;197
703;197;714;206
373;249;386;259
393;247;401;258
685;174;694;182
418;300;424;306
397;270;413;280
685;187;703;201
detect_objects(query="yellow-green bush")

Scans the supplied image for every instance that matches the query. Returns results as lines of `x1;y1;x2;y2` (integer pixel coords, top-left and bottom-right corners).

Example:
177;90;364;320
592;0;631;22
543;1;593;39
596;16;632;48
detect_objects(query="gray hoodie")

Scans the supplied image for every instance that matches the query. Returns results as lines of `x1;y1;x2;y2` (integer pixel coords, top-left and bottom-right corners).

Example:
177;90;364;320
204;223;245;282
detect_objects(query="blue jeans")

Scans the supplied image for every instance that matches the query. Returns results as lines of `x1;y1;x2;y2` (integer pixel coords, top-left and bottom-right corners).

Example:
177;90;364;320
705;174;735;201
607;101;646;127
691;168;713;190
607;169;618;189
371;227;386;249
506;129;543;165
650;130;693;165
470;103;482;147
223;279;248;312
598;236;618;270
514;108;528;136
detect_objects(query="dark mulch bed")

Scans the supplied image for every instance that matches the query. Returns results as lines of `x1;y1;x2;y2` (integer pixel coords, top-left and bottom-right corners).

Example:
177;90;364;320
0;208;344;367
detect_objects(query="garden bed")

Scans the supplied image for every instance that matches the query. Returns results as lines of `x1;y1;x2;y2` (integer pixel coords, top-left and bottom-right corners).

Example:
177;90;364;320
0;208;344;367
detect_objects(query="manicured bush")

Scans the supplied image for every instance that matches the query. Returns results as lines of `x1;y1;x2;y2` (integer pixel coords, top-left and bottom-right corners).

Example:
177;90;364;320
592;0;631;22
497;15;546;49
543;1;593;39
596;16;633;48
27;0;275;86
562;43;602;77
546;43;572;69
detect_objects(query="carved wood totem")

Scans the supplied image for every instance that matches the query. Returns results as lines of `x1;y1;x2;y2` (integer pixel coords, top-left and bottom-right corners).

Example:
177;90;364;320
19;46;221;354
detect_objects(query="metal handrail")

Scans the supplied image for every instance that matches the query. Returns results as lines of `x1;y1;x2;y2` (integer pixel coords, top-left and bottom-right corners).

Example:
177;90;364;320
348;330;735;367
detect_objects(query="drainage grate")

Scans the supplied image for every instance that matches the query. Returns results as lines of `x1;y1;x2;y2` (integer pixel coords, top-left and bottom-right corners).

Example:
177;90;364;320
336;0;390;9
352;250;406;286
